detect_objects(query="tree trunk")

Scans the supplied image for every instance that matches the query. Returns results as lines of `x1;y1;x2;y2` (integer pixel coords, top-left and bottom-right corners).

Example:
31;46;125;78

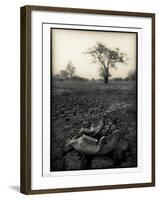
104;68;109;84
104;75;108;84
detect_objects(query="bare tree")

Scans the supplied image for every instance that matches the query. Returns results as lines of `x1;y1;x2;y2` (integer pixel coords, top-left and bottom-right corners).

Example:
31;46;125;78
84;42;128;84
66;61;76;78
60;70;69;79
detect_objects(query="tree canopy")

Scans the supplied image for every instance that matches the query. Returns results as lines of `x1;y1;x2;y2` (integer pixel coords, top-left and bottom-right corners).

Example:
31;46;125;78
65;61;76;78
84;42;128;83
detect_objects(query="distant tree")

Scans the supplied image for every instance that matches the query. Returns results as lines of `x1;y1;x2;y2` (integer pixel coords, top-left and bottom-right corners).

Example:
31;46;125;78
112;77;123;81
72;75;88;81
84;42;128;84
60;70;69;79
126;70;136;81
66;61;76;78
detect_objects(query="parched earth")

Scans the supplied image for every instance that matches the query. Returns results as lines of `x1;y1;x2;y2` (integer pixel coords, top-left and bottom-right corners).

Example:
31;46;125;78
51;80;137;171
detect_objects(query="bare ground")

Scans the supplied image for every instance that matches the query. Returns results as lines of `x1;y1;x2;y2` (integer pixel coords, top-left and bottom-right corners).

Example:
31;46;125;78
51;80;137;171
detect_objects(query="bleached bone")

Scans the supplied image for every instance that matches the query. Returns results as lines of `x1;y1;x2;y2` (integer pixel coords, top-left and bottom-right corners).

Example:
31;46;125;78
66;129;121;155
79;119;104;136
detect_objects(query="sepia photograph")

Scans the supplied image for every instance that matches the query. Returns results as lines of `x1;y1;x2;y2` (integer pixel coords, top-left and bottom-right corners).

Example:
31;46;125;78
50;29;137;171
20;6;155;193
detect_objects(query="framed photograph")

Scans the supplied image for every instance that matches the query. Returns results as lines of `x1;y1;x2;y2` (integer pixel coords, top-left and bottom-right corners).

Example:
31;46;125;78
20;5;155;194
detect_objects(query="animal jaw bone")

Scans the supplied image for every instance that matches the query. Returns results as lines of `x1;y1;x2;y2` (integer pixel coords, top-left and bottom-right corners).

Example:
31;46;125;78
97;129;121;155
79;118;104;136
66;129;121;155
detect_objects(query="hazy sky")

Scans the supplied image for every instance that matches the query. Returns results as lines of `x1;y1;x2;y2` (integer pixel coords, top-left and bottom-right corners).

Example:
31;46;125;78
52;29;136;79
